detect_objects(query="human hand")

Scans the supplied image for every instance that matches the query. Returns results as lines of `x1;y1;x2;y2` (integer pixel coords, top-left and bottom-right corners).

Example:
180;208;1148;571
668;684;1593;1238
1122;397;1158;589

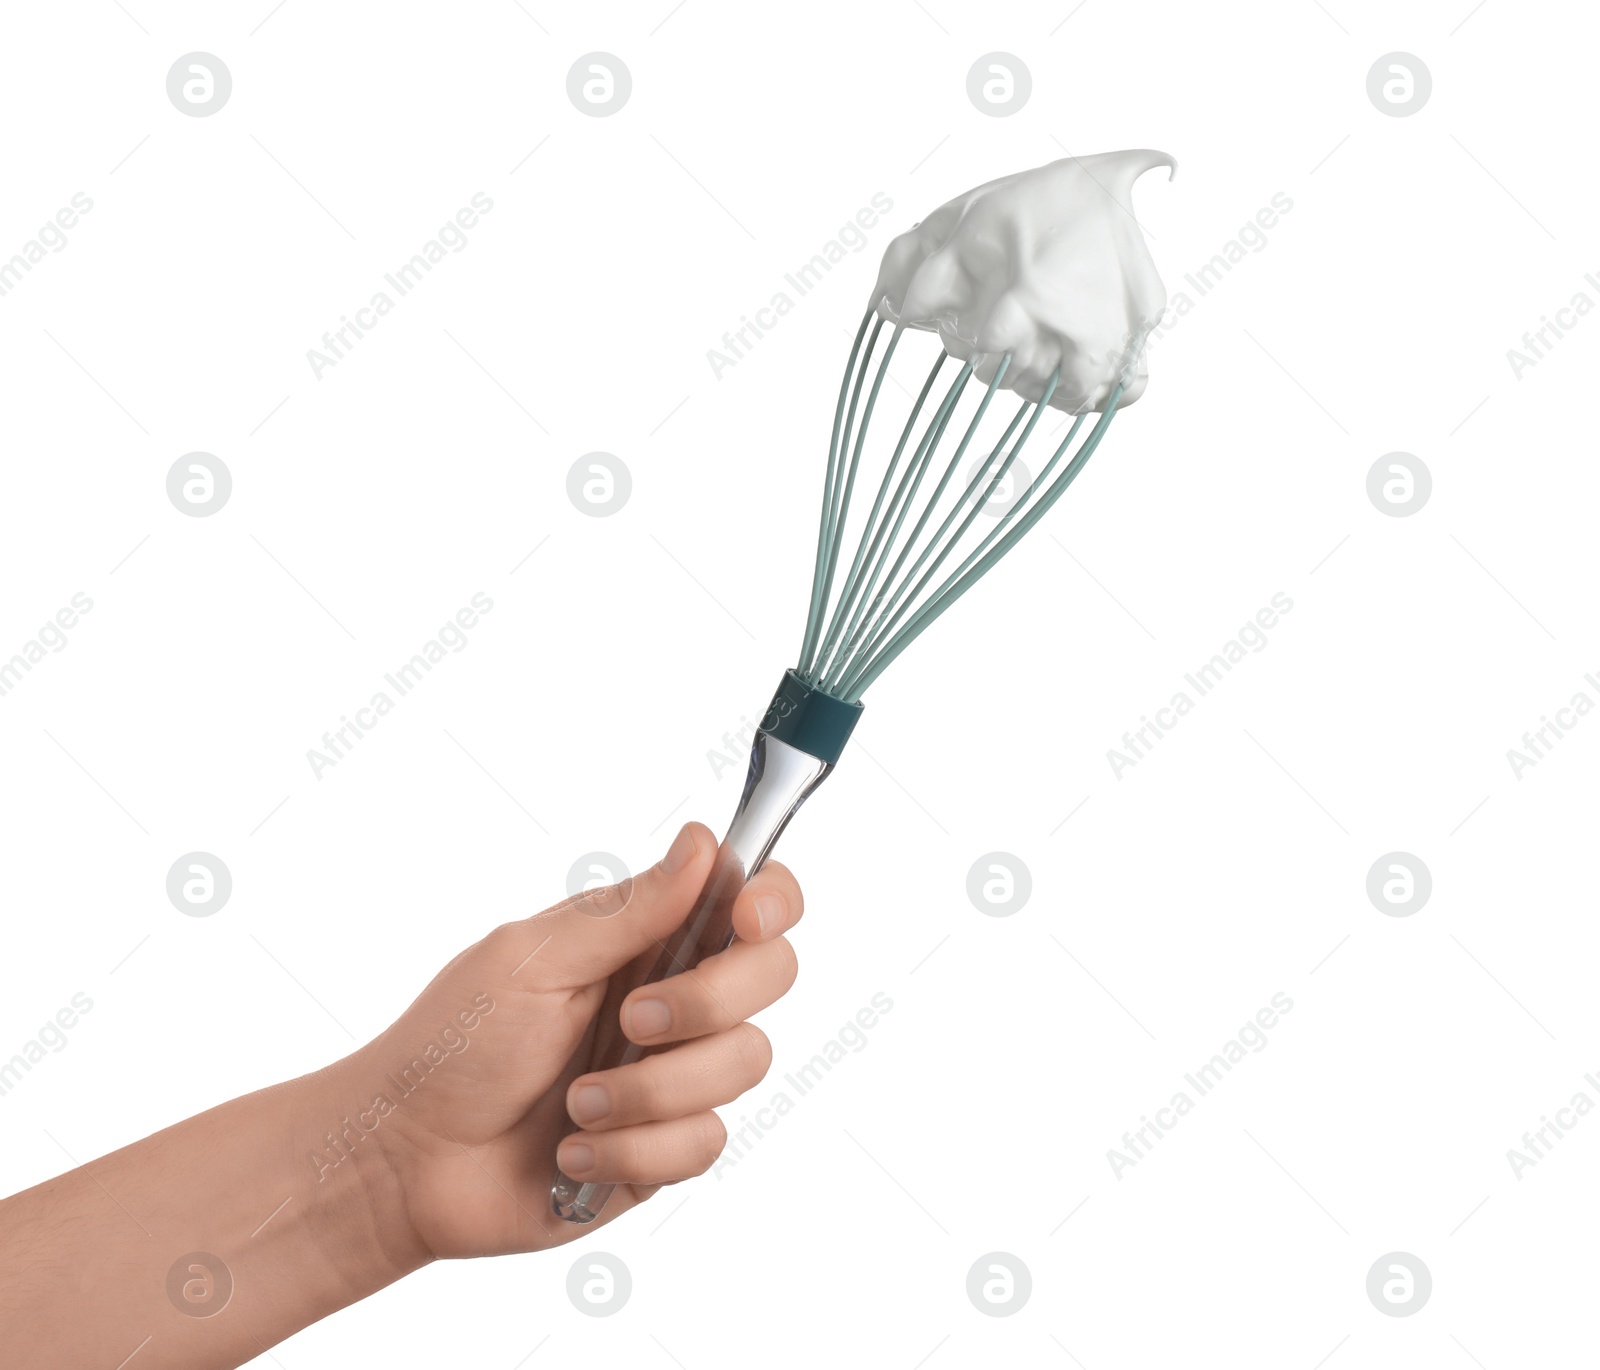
347;821;804;1259
0;821;803;1369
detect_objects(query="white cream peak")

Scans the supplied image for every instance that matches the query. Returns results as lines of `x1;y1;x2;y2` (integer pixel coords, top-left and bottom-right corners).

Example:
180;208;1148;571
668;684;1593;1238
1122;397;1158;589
870;149;1174;414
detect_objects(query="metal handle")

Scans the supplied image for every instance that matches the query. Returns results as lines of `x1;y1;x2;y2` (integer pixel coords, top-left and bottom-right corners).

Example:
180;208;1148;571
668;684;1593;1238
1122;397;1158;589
550;730;835;1223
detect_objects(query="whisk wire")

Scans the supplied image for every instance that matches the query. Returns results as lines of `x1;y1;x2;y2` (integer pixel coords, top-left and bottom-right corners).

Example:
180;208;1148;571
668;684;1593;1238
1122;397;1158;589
799;307;1133;703
838;386;1124;700
819;391;1025;693
799;307;875;672
812;356;974;688
837;372;1060;692
811;319;900;677
817;354;1012;690
810;348;948;682
817;318;886;623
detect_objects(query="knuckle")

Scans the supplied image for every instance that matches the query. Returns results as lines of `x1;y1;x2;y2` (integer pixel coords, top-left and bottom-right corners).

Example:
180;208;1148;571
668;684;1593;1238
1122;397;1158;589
616;1128;650;1181
687;1113;728;1175
732;1022;773;1081
772;935;801;989
629;1068;668;1122
480;921;527;966
688;971;738;1030
581;878;632;920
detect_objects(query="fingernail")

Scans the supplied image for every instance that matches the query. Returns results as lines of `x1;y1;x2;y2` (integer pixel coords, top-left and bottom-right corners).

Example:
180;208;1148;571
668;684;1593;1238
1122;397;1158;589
628;997;671;1039
560;1140;594;1175
571;1083;610;1126
662;827;696;874
754;893;785;938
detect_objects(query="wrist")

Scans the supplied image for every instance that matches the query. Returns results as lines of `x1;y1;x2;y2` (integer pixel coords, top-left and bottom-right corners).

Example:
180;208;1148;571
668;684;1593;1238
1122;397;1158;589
291;1047;437;1291
0;1051;435;1370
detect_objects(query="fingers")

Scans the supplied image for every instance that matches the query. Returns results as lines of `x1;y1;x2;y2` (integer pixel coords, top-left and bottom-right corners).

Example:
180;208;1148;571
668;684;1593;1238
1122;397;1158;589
557;1113;729;1187
493;823;717;990
728;860;805;944
620;935;798;1046
567;1023;772;1131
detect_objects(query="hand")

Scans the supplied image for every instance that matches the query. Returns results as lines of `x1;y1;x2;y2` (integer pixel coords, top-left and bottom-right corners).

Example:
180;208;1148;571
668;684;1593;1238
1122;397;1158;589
353;821;804;1258
0;821;799;1369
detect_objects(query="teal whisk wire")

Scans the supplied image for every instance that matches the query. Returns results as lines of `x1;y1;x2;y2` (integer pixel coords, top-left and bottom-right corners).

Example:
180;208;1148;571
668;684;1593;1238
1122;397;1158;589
815;354;1012;691
809;321;902;677
807;349;949;684
836;387;1040;675
809;356;973;689
799;306;874;674
805;315;887;673
799;306;1139;705
818;390;1029;694
835;371;1061;691
838;387;1124;701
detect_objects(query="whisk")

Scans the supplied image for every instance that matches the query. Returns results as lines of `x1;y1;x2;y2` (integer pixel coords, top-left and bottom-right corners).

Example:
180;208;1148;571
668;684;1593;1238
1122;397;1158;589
552;336;1132;1223
552;151;1166;1223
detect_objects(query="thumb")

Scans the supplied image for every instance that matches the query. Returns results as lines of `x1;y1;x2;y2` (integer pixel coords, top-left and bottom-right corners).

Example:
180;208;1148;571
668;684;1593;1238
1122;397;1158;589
515;823;716;991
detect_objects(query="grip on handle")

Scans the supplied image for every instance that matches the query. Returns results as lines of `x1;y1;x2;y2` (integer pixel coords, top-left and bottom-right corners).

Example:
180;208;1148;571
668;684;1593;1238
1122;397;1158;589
550;677;860;1224
549;847;751;1224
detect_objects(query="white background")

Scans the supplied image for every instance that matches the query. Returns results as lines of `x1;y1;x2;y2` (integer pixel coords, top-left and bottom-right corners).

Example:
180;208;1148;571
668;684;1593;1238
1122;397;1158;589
2;0;1596;1365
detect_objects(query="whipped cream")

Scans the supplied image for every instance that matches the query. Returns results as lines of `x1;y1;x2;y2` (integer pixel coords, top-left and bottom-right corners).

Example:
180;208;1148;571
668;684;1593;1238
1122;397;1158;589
870;149;1174;413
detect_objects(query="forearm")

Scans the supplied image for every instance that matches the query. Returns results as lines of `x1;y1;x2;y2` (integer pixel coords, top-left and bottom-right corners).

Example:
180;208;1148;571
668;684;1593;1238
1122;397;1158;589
0;1052;429;1369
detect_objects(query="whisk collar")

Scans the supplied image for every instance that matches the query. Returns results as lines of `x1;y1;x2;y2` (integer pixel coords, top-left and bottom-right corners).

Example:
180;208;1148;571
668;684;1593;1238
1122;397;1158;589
761;669;862;765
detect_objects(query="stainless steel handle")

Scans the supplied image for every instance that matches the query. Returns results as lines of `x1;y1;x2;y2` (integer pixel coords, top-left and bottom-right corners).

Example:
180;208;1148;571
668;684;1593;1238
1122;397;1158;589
550;730;834;1224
